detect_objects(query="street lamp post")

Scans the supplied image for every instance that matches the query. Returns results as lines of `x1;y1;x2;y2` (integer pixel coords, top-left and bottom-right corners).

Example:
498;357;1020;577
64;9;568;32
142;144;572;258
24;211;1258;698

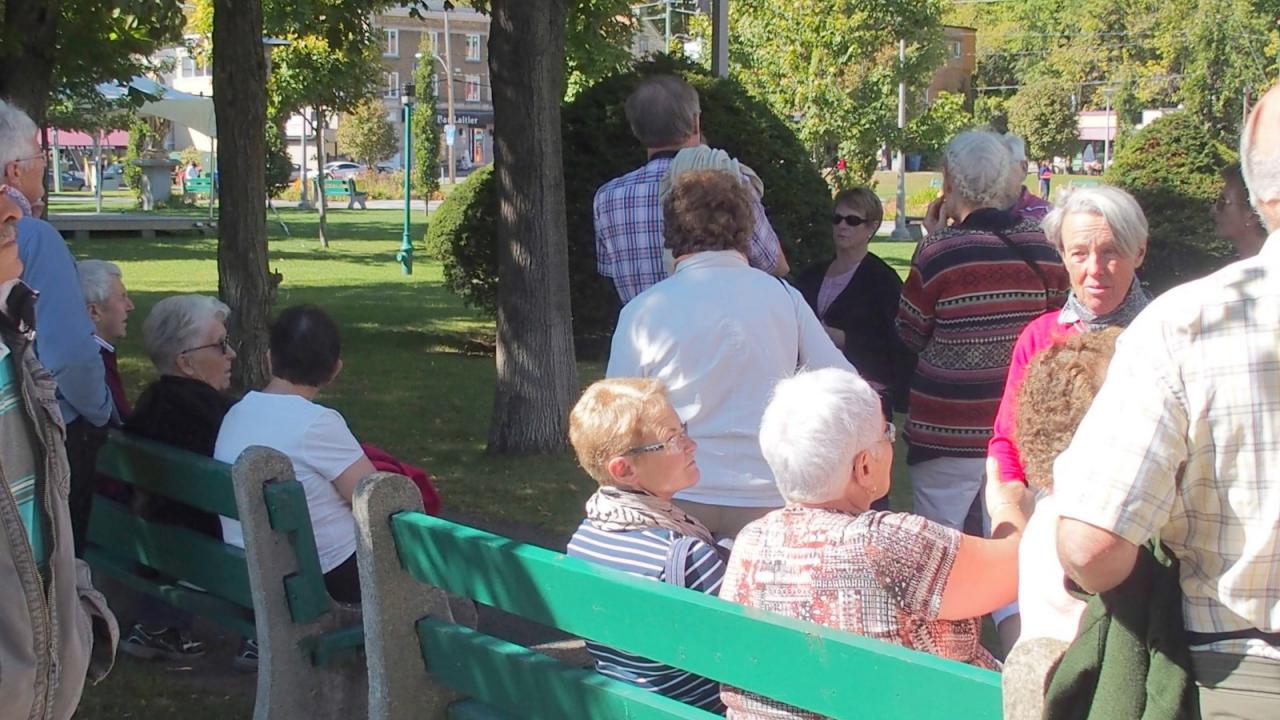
891;38;910;241
441;6;457;186
1102;86;1114;173
398;83;416;275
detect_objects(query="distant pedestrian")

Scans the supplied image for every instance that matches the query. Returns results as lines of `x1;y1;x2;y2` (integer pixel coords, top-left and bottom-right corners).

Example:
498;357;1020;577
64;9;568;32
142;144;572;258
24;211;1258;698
1038;162;1052;199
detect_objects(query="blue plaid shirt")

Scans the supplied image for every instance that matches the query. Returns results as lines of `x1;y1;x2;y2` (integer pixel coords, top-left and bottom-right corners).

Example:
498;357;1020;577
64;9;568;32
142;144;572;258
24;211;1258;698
593;155;782;304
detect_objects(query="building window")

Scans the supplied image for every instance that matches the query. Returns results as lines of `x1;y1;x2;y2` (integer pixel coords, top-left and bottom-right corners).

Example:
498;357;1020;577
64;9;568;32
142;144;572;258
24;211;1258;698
384;29;399;57
464;75;481;102
178;50;210;79
950;41;962;59
432;72;440;98
431;31;440;55
384;71;400;99
638;37;650;55
465;34;481;61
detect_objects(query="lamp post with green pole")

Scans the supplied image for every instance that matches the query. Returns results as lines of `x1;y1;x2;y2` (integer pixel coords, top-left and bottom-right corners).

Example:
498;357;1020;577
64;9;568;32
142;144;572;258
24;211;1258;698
398;80;416;275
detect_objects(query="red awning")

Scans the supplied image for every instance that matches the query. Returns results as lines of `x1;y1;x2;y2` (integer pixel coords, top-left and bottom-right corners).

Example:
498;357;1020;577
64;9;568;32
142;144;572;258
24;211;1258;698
49;129;129;148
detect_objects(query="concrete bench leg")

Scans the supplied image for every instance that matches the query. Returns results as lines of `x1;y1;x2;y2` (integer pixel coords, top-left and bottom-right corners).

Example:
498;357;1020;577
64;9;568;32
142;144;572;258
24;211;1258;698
355;474;461;720
232;447;367;720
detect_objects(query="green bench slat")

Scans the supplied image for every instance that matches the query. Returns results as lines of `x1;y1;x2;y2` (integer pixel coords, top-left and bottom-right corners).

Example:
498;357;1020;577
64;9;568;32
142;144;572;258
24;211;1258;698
85;546;256;638
87;498;253;609
183;177;214;193
419;618;714;720
263;480;330;625
391;513;1001;719
299;624;366;667
446;700;514;720
319;180;352;196
96;431;240;518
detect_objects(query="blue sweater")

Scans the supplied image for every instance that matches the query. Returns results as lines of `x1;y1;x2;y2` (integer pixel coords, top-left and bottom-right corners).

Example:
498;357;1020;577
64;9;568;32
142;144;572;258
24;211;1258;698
16;217;112;426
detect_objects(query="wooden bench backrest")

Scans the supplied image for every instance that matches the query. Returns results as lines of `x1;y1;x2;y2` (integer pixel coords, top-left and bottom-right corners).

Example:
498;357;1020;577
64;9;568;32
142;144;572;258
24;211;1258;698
381;505;1002;719
320;179;351;194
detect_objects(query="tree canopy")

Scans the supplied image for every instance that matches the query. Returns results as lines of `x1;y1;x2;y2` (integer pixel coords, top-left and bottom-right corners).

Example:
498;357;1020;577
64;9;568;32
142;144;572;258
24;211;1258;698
338;96;398;167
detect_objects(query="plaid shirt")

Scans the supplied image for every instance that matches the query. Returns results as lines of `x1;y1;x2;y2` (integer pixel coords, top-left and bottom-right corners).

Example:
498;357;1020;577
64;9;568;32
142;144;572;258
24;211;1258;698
1055;235;1280;658
593;154;781;304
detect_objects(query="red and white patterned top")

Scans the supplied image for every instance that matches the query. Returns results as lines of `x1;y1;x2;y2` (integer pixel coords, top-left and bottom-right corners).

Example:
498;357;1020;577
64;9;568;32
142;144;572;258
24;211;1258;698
719;507;998;719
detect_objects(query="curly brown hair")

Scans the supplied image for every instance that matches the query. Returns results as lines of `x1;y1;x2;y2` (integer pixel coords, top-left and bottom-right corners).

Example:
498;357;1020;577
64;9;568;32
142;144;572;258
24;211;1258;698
1014;328;1122;492
662;169;753;258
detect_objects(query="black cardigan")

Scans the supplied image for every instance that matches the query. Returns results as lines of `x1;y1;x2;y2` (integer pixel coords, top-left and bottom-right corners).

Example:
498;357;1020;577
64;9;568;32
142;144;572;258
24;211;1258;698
793;253;916;412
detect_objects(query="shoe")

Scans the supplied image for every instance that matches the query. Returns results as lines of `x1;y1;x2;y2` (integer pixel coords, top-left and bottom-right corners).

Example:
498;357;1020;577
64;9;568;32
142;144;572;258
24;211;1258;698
121;624;206;661
232;637;258;672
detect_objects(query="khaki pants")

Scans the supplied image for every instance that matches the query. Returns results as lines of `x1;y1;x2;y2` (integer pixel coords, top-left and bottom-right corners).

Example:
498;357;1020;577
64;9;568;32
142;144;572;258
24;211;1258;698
671;499;775;541
1192;650;1280;719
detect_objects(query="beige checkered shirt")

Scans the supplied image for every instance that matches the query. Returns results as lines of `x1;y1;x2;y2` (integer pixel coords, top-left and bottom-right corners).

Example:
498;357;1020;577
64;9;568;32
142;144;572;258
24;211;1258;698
1055;235;1280;658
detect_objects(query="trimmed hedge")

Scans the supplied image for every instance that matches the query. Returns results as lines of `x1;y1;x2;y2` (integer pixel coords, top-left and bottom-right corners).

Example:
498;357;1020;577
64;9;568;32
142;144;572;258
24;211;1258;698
1105;111;1236;294
424;56;833;353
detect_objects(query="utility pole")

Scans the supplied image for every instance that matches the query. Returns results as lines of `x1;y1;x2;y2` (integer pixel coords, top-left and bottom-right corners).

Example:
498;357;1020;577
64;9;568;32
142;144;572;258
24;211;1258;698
891;38;910;241
1102;86;1114;173
443;6;457;187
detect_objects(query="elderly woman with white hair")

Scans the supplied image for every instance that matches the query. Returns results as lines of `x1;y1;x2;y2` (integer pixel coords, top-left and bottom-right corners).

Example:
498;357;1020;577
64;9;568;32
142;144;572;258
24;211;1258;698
983;185;1150;652
1000;134;1051;222
719;368;1030;718
121;294;238;664
896;130;1070;534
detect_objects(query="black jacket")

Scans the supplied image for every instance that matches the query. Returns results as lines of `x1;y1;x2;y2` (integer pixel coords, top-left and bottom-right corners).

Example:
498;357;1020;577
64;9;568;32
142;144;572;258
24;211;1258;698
124;375;235;538
793;253;916;412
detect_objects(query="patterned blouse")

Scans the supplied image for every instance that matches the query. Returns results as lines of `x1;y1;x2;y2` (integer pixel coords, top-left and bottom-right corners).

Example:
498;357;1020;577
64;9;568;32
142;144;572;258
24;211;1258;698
719;507;997;719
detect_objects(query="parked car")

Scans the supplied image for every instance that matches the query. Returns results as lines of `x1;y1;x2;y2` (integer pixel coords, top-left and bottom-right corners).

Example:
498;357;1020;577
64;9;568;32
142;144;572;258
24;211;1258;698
323;161;364;180
45;168;85;191
374;160;399;174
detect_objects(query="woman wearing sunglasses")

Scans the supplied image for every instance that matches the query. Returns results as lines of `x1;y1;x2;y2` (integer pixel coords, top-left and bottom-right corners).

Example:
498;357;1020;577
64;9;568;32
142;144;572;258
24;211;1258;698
793;188;915;424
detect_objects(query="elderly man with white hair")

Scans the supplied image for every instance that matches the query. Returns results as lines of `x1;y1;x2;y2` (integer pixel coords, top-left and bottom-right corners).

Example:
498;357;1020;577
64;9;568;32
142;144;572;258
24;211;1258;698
719;367;1030;718
1;99;114;558
1001;134;1051;221
1054;86;1280;717
896;130;1070;533
79;260;135;419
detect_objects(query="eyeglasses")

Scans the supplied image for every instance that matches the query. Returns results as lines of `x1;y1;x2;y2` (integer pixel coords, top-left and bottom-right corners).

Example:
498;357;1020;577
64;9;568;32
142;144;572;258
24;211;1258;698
180;337;236;356
625;422;692;456
11;152;47;166
832;213;871;227
884;421;896;445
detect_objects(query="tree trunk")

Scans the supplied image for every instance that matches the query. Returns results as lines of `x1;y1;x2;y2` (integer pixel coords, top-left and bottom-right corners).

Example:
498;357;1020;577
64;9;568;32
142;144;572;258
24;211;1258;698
485;0;578;454
213;0;274;391
0;0;59;126
314;107;329;248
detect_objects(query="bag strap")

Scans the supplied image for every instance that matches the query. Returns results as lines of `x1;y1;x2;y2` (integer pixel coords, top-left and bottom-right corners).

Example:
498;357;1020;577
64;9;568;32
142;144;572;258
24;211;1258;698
662;535;699;587
993;230;1052;310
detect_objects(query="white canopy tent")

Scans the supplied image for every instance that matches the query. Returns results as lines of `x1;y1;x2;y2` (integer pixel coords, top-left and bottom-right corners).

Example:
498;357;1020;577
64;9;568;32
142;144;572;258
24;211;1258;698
95;76;217;139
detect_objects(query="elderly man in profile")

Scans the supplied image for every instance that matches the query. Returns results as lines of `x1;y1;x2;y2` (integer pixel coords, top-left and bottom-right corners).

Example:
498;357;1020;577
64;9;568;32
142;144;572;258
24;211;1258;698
0;99;114;557
79;259;135;419
1001;134;1051;221
1054;84;1280;717
593;74;788;304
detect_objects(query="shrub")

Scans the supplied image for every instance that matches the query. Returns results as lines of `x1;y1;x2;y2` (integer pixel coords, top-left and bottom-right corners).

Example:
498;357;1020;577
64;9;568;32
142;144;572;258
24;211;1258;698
1105;111;1236;294
424;165;499;312
426;56;833;352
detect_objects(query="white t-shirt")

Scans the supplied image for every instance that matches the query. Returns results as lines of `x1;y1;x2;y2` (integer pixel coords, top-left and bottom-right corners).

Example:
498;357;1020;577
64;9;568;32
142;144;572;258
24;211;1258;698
214;391;364;573
607;250;853;508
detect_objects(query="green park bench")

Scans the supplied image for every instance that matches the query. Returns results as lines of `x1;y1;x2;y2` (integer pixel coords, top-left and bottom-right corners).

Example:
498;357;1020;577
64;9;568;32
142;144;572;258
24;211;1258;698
316;178;368;210
352;474;1003;720
89;432;368;720
182;175;215;198
1068;178;1102;189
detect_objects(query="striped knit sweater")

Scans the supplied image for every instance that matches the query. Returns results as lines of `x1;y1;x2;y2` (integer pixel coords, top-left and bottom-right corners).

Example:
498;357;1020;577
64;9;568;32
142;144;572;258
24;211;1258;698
895;209;1070;463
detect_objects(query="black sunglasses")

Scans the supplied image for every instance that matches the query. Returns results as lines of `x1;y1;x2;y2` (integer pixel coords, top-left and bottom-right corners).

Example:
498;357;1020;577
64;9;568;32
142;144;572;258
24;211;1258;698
832;213;871;227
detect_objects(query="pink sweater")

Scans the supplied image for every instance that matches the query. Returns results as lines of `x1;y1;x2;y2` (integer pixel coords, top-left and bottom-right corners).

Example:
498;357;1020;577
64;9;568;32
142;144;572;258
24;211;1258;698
987;312;1081;485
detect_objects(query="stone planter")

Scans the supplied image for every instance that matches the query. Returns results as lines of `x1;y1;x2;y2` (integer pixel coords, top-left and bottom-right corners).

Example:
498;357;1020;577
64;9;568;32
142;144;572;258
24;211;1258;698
134;157;179;211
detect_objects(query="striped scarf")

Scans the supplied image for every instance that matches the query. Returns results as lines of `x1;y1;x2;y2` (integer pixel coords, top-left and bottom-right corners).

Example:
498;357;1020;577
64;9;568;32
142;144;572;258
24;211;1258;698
1058;276;1151;332
584;486;716;547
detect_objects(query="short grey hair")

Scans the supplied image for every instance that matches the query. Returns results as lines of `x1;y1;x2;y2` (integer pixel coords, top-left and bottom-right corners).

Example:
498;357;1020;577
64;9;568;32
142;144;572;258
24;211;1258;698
942;130;1013;209
1002;133;1028;163
759;368;885;504
1242;117;1280;209
1041;185;1149;259
0;99;39;169
78;259;123;306
142;294;230;374
625;75;700;149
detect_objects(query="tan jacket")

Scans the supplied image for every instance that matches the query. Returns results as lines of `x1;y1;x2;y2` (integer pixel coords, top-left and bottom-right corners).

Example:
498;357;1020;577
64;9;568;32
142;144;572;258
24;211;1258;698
0;320;117;720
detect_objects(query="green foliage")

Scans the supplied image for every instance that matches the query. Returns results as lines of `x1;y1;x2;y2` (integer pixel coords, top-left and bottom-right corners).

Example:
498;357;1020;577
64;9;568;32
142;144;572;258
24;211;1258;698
177;146;205;168
564;0;635;98
264;124;293;198
904;92;974;165
1180;0;1273;142
412;34;441;198
337;97;399;167
1008;78;1079;160
426;57;832;348
122;115;153;195
268;34;381;123
728;0;947;180
423;165;499;313
1105;111;1236;293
